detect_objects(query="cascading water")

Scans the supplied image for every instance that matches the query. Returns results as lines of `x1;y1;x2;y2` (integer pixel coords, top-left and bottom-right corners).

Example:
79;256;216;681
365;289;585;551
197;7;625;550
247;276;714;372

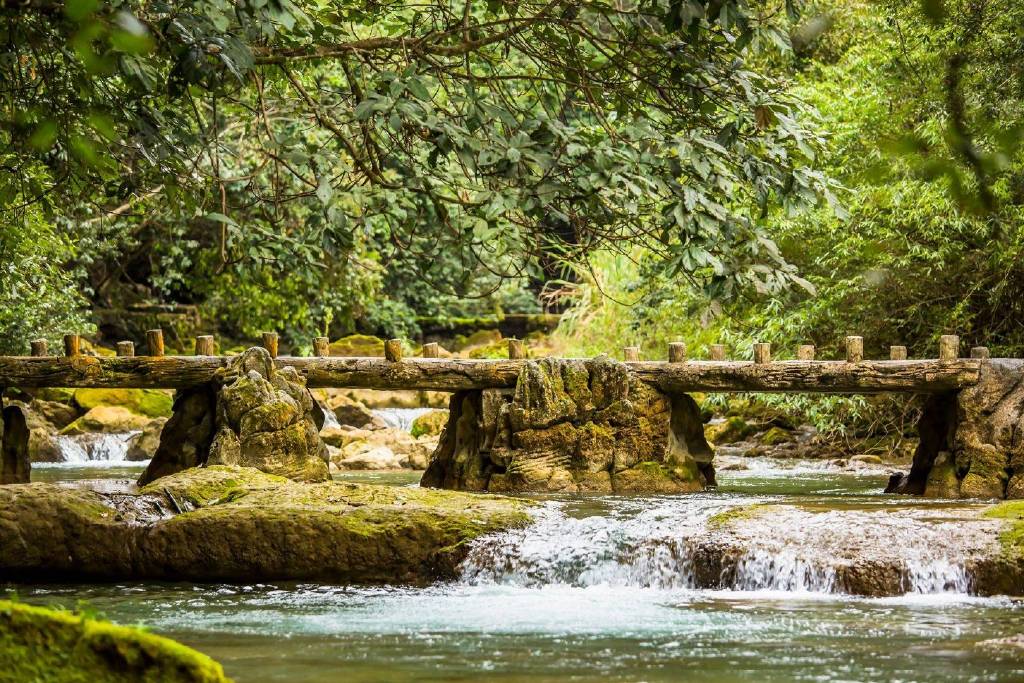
50;432;140;464
460;495;994;596
372;407;433;431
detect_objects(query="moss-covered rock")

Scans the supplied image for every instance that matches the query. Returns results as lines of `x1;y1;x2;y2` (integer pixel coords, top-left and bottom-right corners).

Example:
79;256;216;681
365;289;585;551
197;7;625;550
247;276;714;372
74;389;173;419
452;329;502;354
759;426;794;446
328;334;385;357
411;410;449;438
422;357;713;494
61;407;152;435
0;466;532;584
705;416;757;445
0;600;231;683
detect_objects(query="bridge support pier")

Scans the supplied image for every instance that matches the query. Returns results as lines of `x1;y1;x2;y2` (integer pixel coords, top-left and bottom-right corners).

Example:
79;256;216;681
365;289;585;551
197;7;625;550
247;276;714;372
0;400;30;485
138;347;329;486
421;356;716;494
887;359;1024;499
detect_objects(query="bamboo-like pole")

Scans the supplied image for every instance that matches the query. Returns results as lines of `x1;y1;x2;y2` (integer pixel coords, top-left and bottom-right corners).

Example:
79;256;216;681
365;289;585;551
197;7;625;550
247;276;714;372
194;336;215;356
846;336;864;363
313;337;330;357
261;332;279;358
63;334;80;357
146;330;164;357
753;342;771;365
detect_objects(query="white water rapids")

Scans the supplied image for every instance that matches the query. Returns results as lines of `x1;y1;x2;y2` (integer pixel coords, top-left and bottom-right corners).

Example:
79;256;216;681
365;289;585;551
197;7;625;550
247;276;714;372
460;496;988;596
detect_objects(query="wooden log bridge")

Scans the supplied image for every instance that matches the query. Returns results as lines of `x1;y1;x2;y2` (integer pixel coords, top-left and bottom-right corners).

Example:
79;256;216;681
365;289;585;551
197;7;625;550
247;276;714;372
0;350;982;394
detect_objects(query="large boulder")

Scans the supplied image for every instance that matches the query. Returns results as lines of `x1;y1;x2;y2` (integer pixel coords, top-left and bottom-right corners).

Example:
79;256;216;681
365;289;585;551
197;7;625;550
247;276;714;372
329;427;437;470
0;465;531;583
421;356;713;493
411;409;448;438
0;600;230;683
205;349;329;482
73;388;173;418
61;406;151;435
333;397;387;430
126;417;168;461
30;399;79;430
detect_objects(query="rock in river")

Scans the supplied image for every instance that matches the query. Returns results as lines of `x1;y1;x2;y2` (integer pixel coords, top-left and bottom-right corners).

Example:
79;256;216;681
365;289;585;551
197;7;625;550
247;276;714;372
0;600;230;683
0;465;532;584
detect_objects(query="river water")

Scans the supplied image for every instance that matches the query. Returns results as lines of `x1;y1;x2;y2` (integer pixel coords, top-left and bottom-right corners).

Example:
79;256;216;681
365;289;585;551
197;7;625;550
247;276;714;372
11;460;1024;682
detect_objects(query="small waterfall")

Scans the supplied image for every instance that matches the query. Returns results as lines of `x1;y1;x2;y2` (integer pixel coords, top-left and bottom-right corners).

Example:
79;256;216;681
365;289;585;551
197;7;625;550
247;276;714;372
460;499;988;596
372;407;433;432
51;432;139;464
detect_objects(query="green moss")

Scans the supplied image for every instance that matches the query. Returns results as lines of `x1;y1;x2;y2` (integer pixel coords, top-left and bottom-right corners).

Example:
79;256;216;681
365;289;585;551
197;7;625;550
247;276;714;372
141;465;288;507
705;416;757;445
74;389;173;418
410;410;449;438
453;329;501;352
760;426;794;446
328;334;385;357
467;339;512;359
0;600;231;682
984;501;1024;561
707;504;770;528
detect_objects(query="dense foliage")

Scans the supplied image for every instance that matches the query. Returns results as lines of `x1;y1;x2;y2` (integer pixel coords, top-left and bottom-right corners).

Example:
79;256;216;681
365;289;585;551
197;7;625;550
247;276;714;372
0;0;835;348
554;0;1024;437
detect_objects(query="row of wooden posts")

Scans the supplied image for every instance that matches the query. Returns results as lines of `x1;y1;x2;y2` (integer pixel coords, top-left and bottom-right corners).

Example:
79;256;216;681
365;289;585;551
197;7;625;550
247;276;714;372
28;331;988;364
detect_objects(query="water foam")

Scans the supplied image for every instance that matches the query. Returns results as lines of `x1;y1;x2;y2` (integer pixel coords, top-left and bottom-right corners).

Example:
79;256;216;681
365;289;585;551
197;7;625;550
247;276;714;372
460;497;988;596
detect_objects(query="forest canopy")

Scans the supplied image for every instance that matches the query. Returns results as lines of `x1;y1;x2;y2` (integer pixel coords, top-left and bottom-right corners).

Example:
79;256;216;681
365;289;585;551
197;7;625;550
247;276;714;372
0;0;1022;359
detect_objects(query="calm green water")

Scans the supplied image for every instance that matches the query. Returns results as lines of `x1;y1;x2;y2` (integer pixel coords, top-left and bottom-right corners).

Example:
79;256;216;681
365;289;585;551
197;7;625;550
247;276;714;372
12;461;1024;682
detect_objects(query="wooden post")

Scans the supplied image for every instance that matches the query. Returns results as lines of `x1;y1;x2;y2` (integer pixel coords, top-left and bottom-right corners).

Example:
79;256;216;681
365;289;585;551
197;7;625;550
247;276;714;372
115;341;134;357
508;338;526;360
29;340;48;357
797;345;815;360
939;335;960;362
313;337;330;357
709;344;726;361
146;329;164;357
971;346;990;359
422;342;439;358
63;334;80;357
384;339;403;362
753;342;771;365
623;346;640;362
194;335;215;356
890;345;908;361
668;341;687;363
845;336;864;363
261;332;279;358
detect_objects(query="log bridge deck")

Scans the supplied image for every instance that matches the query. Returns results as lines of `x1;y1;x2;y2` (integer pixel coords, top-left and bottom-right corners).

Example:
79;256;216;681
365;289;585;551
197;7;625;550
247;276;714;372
0;332;989;395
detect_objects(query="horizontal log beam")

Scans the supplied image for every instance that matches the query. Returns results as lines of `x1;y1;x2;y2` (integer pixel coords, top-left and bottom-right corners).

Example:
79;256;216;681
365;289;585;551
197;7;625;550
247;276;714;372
630;359;981;394
0;356;982;393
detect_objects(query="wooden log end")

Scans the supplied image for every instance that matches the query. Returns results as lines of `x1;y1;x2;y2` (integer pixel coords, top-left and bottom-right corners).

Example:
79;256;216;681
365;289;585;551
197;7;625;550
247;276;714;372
668;341;687;363
146;329;165;357
384;339;403;362
939;335;960;362
261;332;279;358
890;345;908;361
753;342;771;365
709;344;726;361
30;340;48;357
116;341;135;357
796;345;815;361
63;334;81;357
194;335;215;356
623;346;640;362
313;337;330;357
970;346;990;360
508;338;526;360
845;336;864;363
